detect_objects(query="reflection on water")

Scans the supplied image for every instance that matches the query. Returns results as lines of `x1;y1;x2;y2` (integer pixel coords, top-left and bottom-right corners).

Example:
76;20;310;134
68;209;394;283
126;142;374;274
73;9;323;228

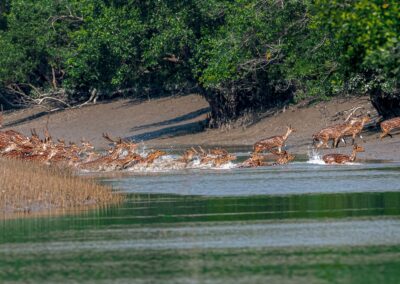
1;162;400;283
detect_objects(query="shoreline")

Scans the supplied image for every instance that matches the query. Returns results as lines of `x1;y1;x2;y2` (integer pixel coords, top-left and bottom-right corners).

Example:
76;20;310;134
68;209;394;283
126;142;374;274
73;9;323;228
2;94;400;162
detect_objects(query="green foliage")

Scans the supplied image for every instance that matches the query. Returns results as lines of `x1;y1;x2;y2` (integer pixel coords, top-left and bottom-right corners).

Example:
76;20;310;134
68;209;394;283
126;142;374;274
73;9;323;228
313;0;400;94
65;1;145;92
0;0;78;94
0;0;399;119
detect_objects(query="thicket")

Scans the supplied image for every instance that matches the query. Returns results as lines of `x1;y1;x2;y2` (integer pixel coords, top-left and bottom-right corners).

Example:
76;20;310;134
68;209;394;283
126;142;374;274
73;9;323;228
0;0;399;126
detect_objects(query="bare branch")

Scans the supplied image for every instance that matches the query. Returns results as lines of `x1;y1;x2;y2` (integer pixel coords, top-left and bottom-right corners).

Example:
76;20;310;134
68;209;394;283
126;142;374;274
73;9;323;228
34;96;71;108
344;106;364;122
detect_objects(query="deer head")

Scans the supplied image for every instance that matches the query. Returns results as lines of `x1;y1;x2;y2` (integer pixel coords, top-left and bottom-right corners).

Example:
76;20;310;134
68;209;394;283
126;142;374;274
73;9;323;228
361;116;371;124
81;139;95;151
44;128;52;143
283;125;295;140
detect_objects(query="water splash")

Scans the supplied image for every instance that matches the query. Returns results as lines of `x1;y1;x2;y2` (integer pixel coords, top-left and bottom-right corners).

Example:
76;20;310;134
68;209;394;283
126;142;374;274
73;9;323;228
306;147;325;165
123;154;237;172
306;147;362;166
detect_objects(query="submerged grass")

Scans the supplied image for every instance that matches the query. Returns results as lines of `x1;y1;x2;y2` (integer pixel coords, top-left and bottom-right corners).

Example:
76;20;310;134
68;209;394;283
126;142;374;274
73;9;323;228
0;158;122;217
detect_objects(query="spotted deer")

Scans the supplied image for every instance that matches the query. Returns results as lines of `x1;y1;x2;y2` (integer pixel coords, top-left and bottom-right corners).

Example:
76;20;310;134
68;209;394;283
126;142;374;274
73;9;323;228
322;144;365;164
312;123;353;149
78;144;125;171
254;126;295;153
339;116;371;146
239;153;270;168
271;150;295;165
142;150;166;164
380;117;400;139
196;146;236;167
178;148;199;164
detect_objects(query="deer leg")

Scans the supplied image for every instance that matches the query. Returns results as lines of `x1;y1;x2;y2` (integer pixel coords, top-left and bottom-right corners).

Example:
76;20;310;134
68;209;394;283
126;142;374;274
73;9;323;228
335;137;345;148
352;134;356;145
333;138;339;148
313;138;322;149
380;131;388;140
388;132;393;138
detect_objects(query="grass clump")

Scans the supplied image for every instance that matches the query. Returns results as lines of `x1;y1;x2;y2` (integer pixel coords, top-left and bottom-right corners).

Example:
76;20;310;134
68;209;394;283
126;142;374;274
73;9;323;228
0;158;122;217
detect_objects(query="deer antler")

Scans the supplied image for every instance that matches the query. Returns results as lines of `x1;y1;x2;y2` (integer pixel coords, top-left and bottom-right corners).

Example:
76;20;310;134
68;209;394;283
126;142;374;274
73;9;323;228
31;128;39;137
43;128;52;143
102;132;130;145
344;106;363;122
102;133;117;144
198;146;206;155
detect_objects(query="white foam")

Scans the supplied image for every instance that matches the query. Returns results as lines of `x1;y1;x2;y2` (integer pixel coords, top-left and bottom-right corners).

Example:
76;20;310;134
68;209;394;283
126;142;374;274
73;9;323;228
306;147;364;166
306;147;326;165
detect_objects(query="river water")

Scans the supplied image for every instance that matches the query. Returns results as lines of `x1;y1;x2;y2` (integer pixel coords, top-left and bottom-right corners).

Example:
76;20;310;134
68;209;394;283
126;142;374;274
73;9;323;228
1;155;400;283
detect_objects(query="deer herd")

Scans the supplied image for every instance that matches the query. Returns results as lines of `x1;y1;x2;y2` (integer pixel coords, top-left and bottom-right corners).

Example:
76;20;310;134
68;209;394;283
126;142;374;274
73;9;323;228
0;112;399;171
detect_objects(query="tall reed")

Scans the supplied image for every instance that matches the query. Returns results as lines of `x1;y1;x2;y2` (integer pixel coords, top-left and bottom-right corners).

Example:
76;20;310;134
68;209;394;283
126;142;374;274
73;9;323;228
0;158;122;216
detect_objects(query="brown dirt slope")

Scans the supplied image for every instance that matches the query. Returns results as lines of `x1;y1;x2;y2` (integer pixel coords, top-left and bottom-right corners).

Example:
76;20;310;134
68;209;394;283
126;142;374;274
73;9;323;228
2;94;400;161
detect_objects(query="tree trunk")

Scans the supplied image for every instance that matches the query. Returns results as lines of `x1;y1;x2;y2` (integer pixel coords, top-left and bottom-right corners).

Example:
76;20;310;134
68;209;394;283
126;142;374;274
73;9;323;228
201;83;294;128
370;88;400;119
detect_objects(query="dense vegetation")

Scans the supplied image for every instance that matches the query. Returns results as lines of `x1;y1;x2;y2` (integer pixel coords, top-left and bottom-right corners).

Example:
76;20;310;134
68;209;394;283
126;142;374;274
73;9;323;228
0;0;399;125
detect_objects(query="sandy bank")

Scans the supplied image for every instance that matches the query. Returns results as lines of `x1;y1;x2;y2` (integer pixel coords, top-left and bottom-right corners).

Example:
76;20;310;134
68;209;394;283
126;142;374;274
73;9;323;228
2;94;400;161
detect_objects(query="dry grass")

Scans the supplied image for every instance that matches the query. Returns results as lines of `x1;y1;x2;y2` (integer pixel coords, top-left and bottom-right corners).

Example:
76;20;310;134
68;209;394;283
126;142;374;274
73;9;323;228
0;158;122;217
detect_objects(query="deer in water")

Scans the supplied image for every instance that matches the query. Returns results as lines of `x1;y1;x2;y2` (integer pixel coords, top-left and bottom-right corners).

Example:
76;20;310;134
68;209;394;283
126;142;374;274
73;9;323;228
322;144;365;164
142;150;166;164
380;117;400;139
78;143;126;171
197;146;236;167
271;150;295;165
240;153;270;168
102;133;137;153
178;147;199;164
254;126;295;153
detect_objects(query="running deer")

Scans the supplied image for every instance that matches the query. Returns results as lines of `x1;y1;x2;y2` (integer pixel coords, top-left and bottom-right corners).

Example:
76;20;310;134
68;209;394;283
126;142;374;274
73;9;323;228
198;147;236;167
178;147;199;164
312;123;353;149
78;143;126;171
271;150;295;165
380;117;400;139
102;132;137;152
240;153;270;168
142;150;166;164
339;116;371;146
322;144;365;164
254;126;295;153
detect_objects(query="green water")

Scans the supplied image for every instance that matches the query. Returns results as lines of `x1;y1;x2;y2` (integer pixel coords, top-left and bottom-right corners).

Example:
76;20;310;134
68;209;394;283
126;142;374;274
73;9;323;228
1;162;400;283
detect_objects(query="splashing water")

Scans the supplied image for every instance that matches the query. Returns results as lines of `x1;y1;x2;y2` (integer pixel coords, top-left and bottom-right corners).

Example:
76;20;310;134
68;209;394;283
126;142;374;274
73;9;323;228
123;154;237;173
306;147;362;166
307;147;325;165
